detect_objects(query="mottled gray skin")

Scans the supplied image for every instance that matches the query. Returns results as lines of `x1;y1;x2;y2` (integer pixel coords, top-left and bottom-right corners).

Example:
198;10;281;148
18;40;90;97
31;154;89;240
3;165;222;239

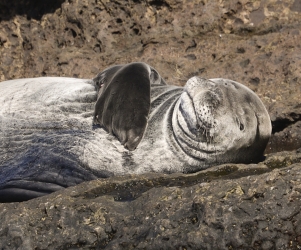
93;63;160;150
0;63;271;202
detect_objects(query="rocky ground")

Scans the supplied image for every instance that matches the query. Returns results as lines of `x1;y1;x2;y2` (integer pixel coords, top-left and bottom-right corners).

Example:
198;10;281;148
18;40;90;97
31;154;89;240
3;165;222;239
0;0;301;249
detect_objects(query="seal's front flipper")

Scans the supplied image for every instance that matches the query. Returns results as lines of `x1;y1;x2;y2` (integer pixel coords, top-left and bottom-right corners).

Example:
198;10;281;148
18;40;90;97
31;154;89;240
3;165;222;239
94;62;161;150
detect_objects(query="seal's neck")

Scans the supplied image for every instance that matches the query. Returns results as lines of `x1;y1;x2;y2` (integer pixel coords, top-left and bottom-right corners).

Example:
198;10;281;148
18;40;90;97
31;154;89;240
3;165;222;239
149;85;219;171
164;98;219;171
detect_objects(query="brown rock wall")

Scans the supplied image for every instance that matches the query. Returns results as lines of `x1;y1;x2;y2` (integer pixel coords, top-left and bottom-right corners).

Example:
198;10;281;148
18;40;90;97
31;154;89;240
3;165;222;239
1;0;301;248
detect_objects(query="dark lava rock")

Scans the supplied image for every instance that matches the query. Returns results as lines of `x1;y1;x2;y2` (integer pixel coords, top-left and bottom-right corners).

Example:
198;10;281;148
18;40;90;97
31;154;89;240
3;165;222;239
1;151;301;249
1;0;301;249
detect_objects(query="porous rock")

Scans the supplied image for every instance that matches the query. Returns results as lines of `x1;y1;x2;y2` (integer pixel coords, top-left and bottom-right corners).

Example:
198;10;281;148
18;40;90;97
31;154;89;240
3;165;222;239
1;151;301;249
1;0;301;249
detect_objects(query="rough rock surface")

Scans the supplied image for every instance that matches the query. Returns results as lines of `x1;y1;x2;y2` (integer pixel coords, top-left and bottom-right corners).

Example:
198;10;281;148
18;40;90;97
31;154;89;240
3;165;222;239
1;151;301;249
0;0;301;249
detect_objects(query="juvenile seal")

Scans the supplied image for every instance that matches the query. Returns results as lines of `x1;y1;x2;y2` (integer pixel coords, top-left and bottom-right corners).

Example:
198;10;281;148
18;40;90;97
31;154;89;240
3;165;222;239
0;62;271;202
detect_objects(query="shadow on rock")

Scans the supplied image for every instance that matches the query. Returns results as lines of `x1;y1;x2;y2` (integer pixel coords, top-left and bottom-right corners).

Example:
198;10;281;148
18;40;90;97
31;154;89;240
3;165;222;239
0;0;65;21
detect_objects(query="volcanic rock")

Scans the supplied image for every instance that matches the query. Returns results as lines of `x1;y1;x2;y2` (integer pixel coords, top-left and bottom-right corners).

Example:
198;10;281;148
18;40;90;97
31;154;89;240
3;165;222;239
1;0;301;249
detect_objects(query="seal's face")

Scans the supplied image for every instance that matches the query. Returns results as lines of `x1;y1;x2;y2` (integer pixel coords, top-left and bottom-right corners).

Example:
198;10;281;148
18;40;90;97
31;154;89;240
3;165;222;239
175;76;271;166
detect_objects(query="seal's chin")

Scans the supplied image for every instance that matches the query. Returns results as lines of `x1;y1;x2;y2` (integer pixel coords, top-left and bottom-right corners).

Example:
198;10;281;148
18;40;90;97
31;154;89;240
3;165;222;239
178;91;198;134
178;91;216;141
173;96;220;155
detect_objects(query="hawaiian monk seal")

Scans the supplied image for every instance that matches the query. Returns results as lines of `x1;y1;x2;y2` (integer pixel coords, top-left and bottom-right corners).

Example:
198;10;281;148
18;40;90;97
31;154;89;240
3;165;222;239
0;62;271;202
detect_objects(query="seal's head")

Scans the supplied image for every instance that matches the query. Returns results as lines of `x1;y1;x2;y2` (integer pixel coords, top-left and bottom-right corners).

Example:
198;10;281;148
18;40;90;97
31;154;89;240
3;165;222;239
174;76;271;168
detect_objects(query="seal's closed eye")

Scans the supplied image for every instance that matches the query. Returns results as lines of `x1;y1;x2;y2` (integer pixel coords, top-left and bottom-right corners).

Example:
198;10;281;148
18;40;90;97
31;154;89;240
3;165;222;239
93;62;153;150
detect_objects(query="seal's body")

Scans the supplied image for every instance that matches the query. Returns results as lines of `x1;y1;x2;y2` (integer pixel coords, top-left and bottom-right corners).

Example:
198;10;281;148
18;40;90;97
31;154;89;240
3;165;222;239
0;63;271;202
